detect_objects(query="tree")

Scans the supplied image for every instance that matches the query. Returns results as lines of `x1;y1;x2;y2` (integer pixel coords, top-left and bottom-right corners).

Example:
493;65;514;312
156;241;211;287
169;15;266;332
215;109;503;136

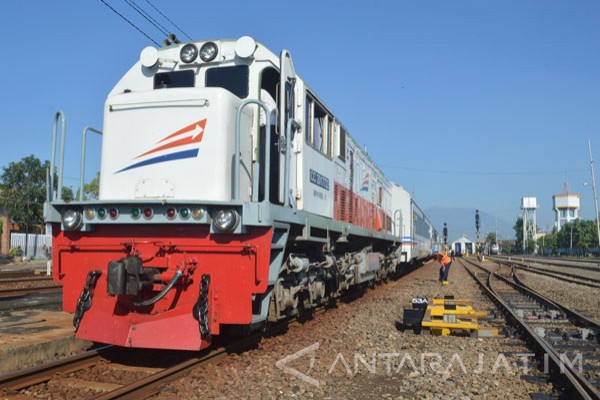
485;232;497;244
577;219;599;248
538;227;558;254
557;220;598;249
0;155;74;231
62;187;74;203
75;172;100;200
513;217;523;251
0;155;48;232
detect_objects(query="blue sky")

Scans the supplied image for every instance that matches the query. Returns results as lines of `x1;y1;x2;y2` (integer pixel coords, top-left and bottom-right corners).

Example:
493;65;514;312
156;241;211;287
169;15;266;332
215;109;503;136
1;1;599;239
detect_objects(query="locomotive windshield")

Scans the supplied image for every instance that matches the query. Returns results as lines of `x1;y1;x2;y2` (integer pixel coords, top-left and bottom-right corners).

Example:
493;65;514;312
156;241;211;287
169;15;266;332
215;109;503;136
206;65;249;98
154;70;195;89
152;66;249;99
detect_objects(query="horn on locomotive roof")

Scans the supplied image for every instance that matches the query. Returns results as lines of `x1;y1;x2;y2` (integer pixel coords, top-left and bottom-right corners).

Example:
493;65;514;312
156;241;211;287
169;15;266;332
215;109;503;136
163;33;180;46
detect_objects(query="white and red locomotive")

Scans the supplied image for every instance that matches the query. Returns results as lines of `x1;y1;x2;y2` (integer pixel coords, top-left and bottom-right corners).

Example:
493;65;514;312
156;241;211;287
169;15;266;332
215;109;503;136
45;36;439;351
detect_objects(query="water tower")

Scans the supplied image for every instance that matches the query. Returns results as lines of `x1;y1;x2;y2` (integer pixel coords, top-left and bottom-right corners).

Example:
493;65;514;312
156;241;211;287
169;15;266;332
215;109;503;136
553;192;580;231
521;197;537;253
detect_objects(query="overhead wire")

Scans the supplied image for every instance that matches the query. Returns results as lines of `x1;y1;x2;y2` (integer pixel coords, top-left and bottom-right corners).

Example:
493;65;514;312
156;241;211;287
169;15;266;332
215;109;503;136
123;0;170;37
142;0;193;40
98;0;160;45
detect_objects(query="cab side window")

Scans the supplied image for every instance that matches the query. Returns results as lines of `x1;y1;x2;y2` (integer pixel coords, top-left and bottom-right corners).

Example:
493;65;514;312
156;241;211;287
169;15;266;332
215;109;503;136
304;93;332;157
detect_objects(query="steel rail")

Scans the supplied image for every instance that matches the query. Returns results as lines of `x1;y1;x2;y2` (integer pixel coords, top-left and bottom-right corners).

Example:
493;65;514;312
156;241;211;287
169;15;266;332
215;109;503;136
491;255;600;272
0;307;328;399
0;277;53;284
91;339;255;399
510;268;600;331
0;285;62;298
460;258;600;400
92;307;328;399
467;258;600;330
0;347;112;391
0;271;48;279
507;262;600;288
0;267;413;398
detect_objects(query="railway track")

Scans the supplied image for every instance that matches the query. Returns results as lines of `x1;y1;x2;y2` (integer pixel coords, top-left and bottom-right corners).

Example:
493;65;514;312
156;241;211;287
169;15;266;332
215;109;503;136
0;271;61;299
0;257;426;398
0;276;62;311
507;262;600;289
460;258;600;399
0;285;62;298
492;255;600;272
0;301;330;398
0;270;49;280
0;332;265;399
0;276;53;284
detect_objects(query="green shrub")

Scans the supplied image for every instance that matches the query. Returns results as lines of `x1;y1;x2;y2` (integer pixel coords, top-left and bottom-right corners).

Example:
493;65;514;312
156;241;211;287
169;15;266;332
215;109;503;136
9;247;22;257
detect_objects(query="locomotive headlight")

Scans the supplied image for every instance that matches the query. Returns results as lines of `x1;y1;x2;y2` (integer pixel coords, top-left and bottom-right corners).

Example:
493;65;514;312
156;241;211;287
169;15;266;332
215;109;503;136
62;209;83;231
180;43;198;63
199;42;218;62
212;209;238;232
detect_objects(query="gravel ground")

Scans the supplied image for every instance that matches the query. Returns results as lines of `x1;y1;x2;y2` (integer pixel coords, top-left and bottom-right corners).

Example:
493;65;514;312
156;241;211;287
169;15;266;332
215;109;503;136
155;258;552;399
517;270;600;324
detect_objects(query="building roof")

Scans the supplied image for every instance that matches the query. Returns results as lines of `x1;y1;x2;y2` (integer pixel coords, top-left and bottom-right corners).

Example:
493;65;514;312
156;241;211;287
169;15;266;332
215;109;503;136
451;235;474;244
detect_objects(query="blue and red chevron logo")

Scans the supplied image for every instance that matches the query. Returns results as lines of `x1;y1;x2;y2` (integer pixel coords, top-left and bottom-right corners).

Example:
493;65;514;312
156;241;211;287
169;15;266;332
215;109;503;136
116;119;207;173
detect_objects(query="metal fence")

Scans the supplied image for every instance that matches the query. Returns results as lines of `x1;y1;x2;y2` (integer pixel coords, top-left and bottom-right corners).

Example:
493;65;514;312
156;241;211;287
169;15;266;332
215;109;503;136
538;247;600;257
10;233;52;260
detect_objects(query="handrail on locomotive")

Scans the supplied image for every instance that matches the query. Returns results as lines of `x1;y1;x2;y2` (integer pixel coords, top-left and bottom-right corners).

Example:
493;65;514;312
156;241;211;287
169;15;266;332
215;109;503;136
79;126;103;201
49;110;66;202
235;99;272;203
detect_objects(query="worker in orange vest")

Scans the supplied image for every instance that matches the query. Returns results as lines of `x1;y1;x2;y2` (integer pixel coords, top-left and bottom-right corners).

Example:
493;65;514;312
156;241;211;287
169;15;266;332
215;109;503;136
433;252;452;285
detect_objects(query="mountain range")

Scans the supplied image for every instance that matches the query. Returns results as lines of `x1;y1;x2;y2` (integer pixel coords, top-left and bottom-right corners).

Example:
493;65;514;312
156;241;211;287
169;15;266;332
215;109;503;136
424;206;516;242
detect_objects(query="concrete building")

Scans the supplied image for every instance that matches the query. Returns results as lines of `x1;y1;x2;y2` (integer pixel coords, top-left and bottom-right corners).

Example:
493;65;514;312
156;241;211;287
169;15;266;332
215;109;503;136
451;235;475;255
553;193;580;230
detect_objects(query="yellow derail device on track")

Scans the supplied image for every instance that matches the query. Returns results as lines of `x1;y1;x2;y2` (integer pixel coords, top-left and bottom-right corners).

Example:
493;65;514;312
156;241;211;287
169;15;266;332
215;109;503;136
402;296;498;337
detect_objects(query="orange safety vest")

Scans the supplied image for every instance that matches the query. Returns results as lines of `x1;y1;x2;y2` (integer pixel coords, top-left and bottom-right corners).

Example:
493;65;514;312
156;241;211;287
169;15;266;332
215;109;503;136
435;253;452;266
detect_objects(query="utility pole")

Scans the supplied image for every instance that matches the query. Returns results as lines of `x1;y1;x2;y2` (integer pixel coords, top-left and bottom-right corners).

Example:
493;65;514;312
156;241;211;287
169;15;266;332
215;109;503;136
443;222;448;250
475;210;480;255
570;224;573;250
588;139;600;247
25;171;30;260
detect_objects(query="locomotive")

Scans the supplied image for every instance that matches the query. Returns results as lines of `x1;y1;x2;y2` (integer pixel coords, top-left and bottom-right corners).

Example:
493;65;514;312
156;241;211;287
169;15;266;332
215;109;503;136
45;36;439;351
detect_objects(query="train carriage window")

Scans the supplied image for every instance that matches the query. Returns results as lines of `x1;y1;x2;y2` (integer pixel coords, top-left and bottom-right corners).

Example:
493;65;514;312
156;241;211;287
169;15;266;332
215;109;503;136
205;65;249;98
415;212;429;237
338;126;346;160
154;70;195;89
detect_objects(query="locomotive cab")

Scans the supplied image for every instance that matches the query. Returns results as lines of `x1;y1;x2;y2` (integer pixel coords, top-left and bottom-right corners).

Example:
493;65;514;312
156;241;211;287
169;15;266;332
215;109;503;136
100;37;287;204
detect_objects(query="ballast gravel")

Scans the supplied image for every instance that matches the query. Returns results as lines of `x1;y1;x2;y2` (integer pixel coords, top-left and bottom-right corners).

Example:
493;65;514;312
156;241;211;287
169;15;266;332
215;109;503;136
156;257;554;399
